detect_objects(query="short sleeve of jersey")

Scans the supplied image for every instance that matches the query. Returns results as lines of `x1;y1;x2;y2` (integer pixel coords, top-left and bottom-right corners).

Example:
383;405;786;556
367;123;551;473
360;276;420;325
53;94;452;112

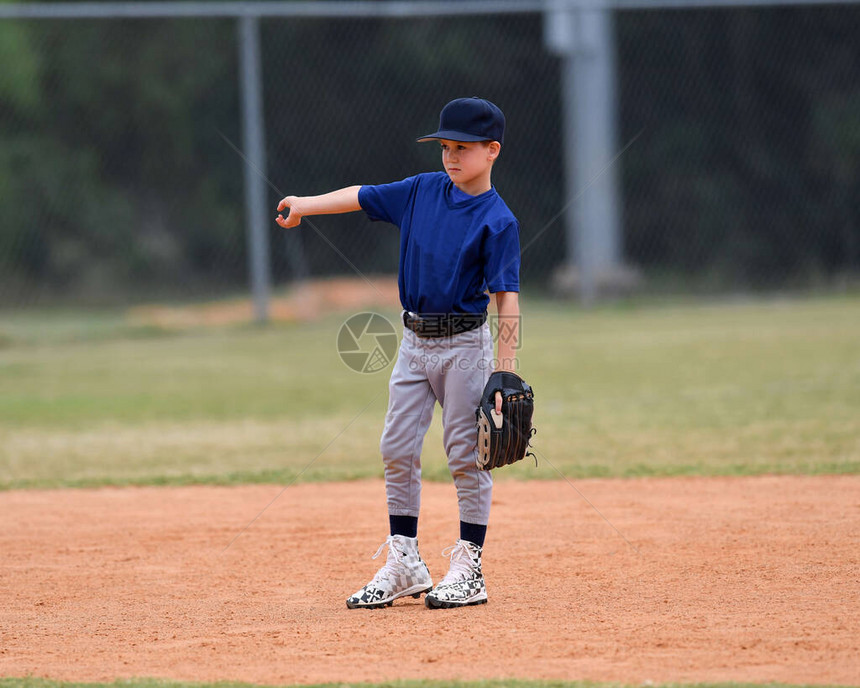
484;220;521;293
358;175;420;226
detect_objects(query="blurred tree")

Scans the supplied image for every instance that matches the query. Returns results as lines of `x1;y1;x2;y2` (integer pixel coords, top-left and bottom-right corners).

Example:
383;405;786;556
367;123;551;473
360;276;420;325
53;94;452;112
0;6;858;303
619;6;860;289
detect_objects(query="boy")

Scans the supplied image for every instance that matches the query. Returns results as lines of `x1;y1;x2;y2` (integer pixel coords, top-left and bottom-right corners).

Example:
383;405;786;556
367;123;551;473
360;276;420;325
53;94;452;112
275;97;521;609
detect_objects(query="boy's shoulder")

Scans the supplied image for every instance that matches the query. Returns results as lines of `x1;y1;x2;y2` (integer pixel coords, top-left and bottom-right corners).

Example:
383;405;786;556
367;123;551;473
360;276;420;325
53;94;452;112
479;187;518;230
491;190;517;222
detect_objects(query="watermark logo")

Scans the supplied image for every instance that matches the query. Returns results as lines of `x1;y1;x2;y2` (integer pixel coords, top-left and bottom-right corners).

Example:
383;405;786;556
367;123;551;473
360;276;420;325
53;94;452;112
337;312;397;373
489;314;521;350
406;353;519;373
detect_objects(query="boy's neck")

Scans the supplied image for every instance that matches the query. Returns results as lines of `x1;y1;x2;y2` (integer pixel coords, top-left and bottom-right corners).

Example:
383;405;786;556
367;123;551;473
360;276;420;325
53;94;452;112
454;175;493;197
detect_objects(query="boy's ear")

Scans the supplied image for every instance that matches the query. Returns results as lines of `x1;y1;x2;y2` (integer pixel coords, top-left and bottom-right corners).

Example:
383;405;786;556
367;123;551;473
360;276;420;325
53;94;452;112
487;140;501;161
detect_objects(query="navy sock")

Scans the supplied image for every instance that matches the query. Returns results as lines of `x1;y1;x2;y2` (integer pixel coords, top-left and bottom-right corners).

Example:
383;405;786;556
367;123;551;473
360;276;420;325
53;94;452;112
459;521;487;548
389;515;418;538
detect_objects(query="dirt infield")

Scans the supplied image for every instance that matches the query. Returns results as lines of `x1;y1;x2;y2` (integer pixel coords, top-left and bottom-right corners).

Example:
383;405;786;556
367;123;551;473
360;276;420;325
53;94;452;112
2;476;858;685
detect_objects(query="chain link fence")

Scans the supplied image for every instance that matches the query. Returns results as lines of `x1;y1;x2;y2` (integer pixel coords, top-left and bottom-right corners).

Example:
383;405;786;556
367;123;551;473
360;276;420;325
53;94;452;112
1;3;859;308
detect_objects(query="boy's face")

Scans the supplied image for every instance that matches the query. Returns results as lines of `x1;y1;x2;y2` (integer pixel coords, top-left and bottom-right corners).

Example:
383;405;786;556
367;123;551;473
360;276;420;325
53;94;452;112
439;139;500;191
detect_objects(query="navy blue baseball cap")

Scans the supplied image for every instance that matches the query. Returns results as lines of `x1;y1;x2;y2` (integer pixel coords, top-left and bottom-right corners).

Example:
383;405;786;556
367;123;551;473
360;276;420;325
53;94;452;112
417;97;505;145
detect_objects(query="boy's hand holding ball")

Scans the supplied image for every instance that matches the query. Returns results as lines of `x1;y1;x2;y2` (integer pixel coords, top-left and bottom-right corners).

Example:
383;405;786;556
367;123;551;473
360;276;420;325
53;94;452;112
276;196;302;228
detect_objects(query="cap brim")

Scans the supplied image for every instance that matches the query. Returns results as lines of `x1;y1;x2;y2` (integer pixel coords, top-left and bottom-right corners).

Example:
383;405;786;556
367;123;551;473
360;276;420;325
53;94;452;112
416;130;491;143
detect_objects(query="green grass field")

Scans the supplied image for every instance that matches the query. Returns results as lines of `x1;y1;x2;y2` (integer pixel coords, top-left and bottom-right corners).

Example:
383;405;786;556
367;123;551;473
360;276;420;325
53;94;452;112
1;295;858;490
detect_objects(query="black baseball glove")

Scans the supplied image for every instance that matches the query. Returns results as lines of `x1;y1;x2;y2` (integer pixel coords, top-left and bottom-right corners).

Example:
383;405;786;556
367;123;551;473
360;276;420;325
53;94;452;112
475;371;536;471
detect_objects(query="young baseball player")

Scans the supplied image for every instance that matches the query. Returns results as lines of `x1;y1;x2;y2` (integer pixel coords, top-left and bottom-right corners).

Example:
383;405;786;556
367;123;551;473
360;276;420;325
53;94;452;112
276;97;521;609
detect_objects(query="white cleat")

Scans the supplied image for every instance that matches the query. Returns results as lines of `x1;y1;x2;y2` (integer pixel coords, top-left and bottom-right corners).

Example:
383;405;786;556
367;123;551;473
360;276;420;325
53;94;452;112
346;535;433;609
425;539;488;609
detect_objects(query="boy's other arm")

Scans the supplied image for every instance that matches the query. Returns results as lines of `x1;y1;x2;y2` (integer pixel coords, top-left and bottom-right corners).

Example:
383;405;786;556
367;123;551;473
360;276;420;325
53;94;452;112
276;186;362;228
493;290;520;414
495;291;520;372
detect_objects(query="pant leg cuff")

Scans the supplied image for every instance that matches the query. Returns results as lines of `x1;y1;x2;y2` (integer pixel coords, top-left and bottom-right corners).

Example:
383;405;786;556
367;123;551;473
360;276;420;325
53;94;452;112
388;506;420;518
458;511;489;526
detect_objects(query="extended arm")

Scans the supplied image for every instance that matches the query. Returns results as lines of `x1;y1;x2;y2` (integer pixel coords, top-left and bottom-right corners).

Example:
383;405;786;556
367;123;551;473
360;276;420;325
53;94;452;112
275;186;362;228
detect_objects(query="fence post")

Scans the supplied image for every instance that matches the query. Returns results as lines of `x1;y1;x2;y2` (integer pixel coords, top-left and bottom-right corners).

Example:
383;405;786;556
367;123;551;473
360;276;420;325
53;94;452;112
545;0;634;303
238;14;271;323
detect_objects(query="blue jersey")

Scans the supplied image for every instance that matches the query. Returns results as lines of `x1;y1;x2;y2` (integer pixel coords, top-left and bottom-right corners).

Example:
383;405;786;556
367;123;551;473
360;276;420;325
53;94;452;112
358;172;520;314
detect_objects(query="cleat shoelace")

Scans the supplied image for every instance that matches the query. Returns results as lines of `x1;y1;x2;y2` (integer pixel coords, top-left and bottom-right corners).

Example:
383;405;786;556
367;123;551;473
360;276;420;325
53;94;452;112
366;536;404;588
437;541;479;586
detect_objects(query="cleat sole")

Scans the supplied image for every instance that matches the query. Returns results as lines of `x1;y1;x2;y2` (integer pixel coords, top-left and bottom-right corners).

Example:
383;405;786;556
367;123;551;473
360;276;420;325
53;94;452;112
346;586;432;610
425;596;488;609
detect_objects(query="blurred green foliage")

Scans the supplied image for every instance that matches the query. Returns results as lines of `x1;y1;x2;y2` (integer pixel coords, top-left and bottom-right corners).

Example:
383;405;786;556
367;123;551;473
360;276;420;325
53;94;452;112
1;7;859;302
621;7;860;287
0;18;242;303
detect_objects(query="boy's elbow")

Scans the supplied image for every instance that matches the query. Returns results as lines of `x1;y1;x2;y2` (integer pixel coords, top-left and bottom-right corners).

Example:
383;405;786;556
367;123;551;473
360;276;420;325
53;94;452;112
349;185;363;212
495;290;520;312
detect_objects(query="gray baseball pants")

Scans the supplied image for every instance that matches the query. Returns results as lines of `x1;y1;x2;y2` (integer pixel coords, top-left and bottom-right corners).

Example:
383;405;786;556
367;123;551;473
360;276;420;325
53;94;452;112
380;321;494;525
